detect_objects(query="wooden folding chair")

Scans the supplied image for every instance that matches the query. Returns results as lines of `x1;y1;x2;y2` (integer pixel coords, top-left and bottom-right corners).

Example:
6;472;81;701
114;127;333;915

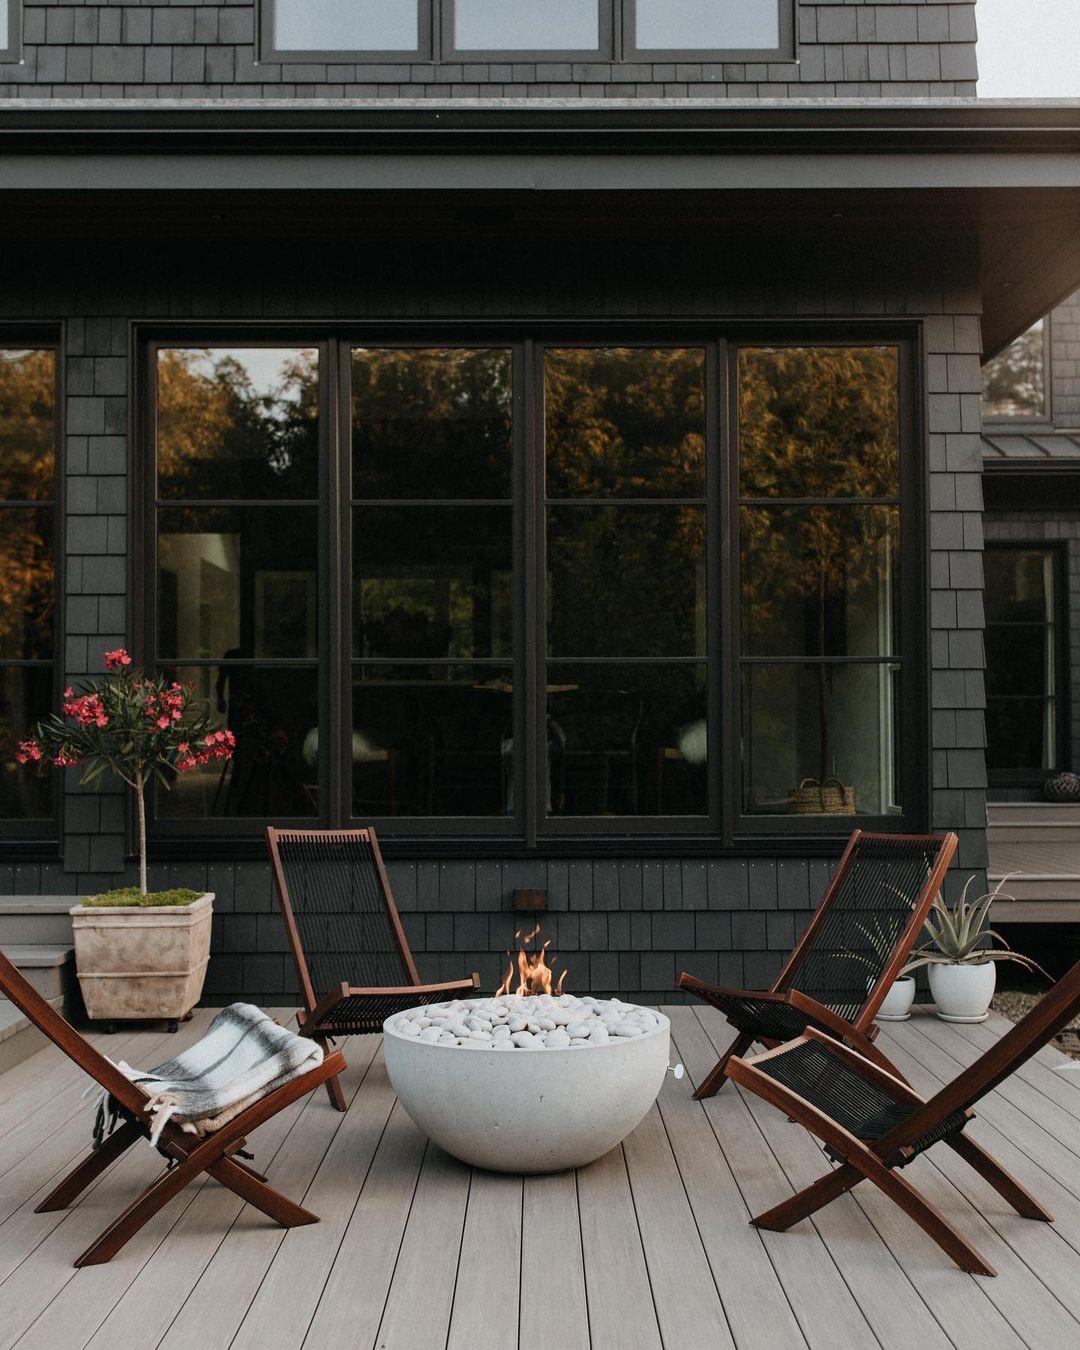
679;830;958;1098
266;827;480;1111
0;948;346;1267
726;957;1080;1275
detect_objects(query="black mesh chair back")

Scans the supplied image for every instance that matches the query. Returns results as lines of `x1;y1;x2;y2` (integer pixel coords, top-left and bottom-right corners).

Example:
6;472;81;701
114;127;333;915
782;832;950;1025
268;828;418;1008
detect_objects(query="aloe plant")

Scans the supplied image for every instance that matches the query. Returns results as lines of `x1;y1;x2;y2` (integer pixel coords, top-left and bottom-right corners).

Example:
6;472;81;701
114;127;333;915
901;875;1049;977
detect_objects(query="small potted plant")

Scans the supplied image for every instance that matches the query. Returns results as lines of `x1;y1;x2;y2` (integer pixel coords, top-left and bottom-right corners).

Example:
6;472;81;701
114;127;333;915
900;876;1048;1023
17;649;234;1028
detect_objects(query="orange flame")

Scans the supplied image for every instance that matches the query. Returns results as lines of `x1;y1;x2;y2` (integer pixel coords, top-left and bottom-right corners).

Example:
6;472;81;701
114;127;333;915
496;923;568;997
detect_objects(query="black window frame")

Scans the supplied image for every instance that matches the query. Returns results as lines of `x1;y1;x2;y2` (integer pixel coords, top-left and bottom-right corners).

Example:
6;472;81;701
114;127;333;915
984;540;1070;788
0;328;63;845
259;0;433;65
137;323;925;851
981;313;1053;427
623;0;795;63
0;0;20;64
259;0;795;65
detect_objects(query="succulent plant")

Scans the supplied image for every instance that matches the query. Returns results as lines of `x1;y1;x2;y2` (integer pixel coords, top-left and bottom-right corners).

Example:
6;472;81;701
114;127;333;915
901;874;1050;977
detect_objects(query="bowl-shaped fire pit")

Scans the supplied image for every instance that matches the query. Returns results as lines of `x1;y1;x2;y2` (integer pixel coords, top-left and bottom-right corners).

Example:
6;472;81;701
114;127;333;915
383;995;670;1173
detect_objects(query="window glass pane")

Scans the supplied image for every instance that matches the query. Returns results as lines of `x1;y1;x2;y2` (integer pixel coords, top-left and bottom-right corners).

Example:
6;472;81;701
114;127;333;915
0;349;55;502
741;505;899;658
274;0;418;51
454;0;598;50
739;346;900;498
0;6;7;49
157;507;319;660
352;664;513;816
546;664;707;816
985;547;1051;624
352;348;512;500
353;506;512;659
0;508;54;659
742;663;901;816
982;319;1046;418
157;348;319;500
0;665;52;820
545;348;705;497
547;505;705;657
635;0;779;50
158;665;319;818
986;699;1055;773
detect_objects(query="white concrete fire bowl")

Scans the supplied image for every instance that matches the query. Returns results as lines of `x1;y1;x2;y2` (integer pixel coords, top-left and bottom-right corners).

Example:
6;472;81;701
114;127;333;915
383;995;671;1174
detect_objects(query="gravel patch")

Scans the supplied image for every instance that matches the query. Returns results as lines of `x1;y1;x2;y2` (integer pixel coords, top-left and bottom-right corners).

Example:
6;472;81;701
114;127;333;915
993;989;1080;1060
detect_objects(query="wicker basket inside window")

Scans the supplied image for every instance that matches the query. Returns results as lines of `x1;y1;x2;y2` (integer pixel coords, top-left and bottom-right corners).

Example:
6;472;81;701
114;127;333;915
787;776;856;815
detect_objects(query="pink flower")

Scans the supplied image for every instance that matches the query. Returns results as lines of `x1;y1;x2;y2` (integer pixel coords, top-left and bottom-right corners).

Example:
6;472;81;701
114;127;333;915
15;739;42;764
103;649;132;671
53;748;83;768
156;716;171;730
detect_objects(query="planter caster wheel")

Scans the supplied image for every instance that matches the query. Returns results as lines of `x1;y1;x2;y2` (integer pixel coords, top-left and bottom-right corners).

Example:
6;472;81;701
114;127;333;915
101;1021;120;1036
167;1020;180;1034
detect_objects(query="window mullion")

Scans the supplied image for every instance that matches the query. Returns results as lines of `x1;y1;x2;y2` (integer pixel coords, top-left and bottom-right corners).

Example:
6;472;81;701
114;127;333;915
523;338;542;848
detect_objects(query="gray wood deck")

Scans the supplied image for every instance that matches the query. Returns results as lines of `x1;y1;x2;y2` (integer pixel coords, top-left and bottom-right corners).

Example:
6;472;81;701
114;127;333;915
2;1005;1080;1350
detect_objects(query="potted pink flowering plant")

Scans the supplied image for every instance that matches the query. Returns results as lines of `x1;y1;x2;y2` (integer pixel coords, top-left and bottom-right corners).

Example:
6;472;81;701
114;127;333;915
17;649;235;1026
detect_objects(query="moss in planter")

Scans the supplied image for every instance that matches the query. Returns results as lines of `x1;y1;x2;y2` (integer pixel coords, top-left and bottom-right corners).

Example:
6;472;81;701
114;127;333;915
82;887;203;909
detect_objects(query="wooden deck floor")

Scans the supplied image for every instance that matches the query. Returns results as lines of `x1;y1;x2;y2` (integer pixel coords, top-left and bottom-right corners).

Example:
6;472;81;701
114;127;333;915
2;1005;1080;1350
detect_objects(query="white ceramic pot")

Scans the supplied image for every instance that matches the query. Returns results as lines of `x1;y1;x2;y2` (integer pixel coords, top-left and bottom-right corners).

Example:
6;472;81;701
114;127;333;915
875;976;916;1022
70;892;213;1025
928;961;996;1024
383;1008;670;1173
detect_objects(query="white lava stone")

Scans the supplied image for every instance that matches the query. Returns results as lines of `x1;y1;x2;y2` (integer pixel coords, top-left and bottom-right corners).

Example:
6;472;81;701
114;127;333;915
390;994;662;1051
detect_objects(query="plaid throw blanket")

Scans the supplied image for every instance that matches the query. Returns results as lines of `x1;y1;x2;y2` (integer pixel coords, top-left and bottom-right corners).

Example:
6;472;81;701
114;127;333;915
98;1004;324;1147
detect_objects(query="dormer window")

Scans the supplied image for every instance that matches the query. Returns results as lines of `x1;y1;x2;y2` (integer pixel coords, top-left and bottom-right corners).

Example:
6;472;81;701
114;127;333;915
260;0;794;64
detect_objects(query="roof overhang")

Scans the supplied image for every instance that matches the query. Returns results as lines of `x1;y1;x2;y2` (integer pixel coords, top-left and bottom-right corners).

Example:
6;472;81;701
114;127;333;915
1;98;1079;358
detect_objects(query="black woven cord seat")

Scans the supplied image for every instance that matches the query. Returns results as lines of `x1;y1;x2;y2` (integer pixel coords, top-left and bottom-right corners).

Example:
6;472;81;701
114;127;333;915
756;1039;969;1155
705;992;843;1042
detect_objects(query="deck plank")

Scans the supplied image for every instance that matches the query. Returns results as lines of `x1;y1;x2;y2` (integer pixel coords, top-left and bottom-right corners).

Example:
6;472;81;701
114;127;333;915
676;1007;878;1350
623;1101;735;1348
447;1169;522;1350
302;1101;427;1348
374;1142;472;1350
661;1017;808;1350
519;1172;590;1350
577;1144;663;1350
228;1041;393;1350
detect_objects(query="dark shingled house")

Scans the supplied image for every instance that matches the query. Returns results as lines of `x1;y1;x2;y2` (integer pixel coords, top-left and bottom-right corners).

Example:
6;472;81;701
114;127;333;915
0;0;1078;1009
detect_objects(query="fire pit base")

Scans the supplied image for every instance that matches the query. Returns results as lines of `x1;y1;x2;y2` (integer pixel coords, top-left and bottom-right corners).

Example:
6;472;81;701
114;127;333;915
383;1001;670;1173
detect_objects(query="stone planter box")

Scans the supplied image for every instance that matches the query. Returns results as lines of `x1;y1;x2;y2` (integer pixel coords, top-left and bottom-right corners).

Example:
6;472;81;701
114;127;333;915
70;892;213;1027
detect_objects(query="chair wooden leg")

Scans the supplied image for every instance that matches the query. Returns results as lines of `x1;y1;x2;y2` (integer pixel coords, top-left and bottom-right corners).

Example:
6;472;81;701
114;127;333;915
854;1152;995;1277
947;1132;1053;1223
752;1162;863;1231
209;1155;318;1227
694;1031;756;1100
74;1152;207;1267
35;1119;142;1213
312;1034;347;1111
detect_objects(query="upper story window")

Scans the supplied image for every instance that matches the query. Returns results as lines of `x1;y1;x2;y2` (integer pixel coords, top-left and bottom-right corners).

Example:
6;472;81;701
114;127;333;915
260;0;794;63
143;328;919;845
0;344;58;833
0;0;21;63
981;317;1050;421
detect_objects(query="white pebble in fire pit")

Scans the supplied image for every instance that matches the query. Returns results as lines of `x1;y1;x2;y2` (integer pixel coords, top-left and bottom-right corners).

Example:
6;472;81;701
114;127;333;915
383;994;670;1173
386;993;661;1049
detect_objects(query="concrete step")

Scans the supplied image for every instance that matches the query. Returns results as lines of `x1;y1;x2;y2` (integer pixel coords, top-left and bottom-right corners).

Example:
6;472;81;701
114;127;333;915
0;943;76;1002
0;897;76;945
0;994;64;1075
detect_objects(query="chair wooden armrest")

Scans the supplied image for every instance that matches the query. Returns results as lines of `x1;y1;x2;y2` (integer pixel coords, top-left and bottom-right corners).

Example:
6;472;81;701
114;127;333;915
677;973;790;1005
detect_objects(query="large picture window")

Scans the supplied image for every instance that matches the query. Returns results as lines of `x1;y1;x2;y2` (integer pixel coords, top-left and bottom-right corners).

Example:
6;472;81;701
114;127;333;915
144;331;919;843
981;318;1050;421
0;344;58;831
985;544;1068;782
